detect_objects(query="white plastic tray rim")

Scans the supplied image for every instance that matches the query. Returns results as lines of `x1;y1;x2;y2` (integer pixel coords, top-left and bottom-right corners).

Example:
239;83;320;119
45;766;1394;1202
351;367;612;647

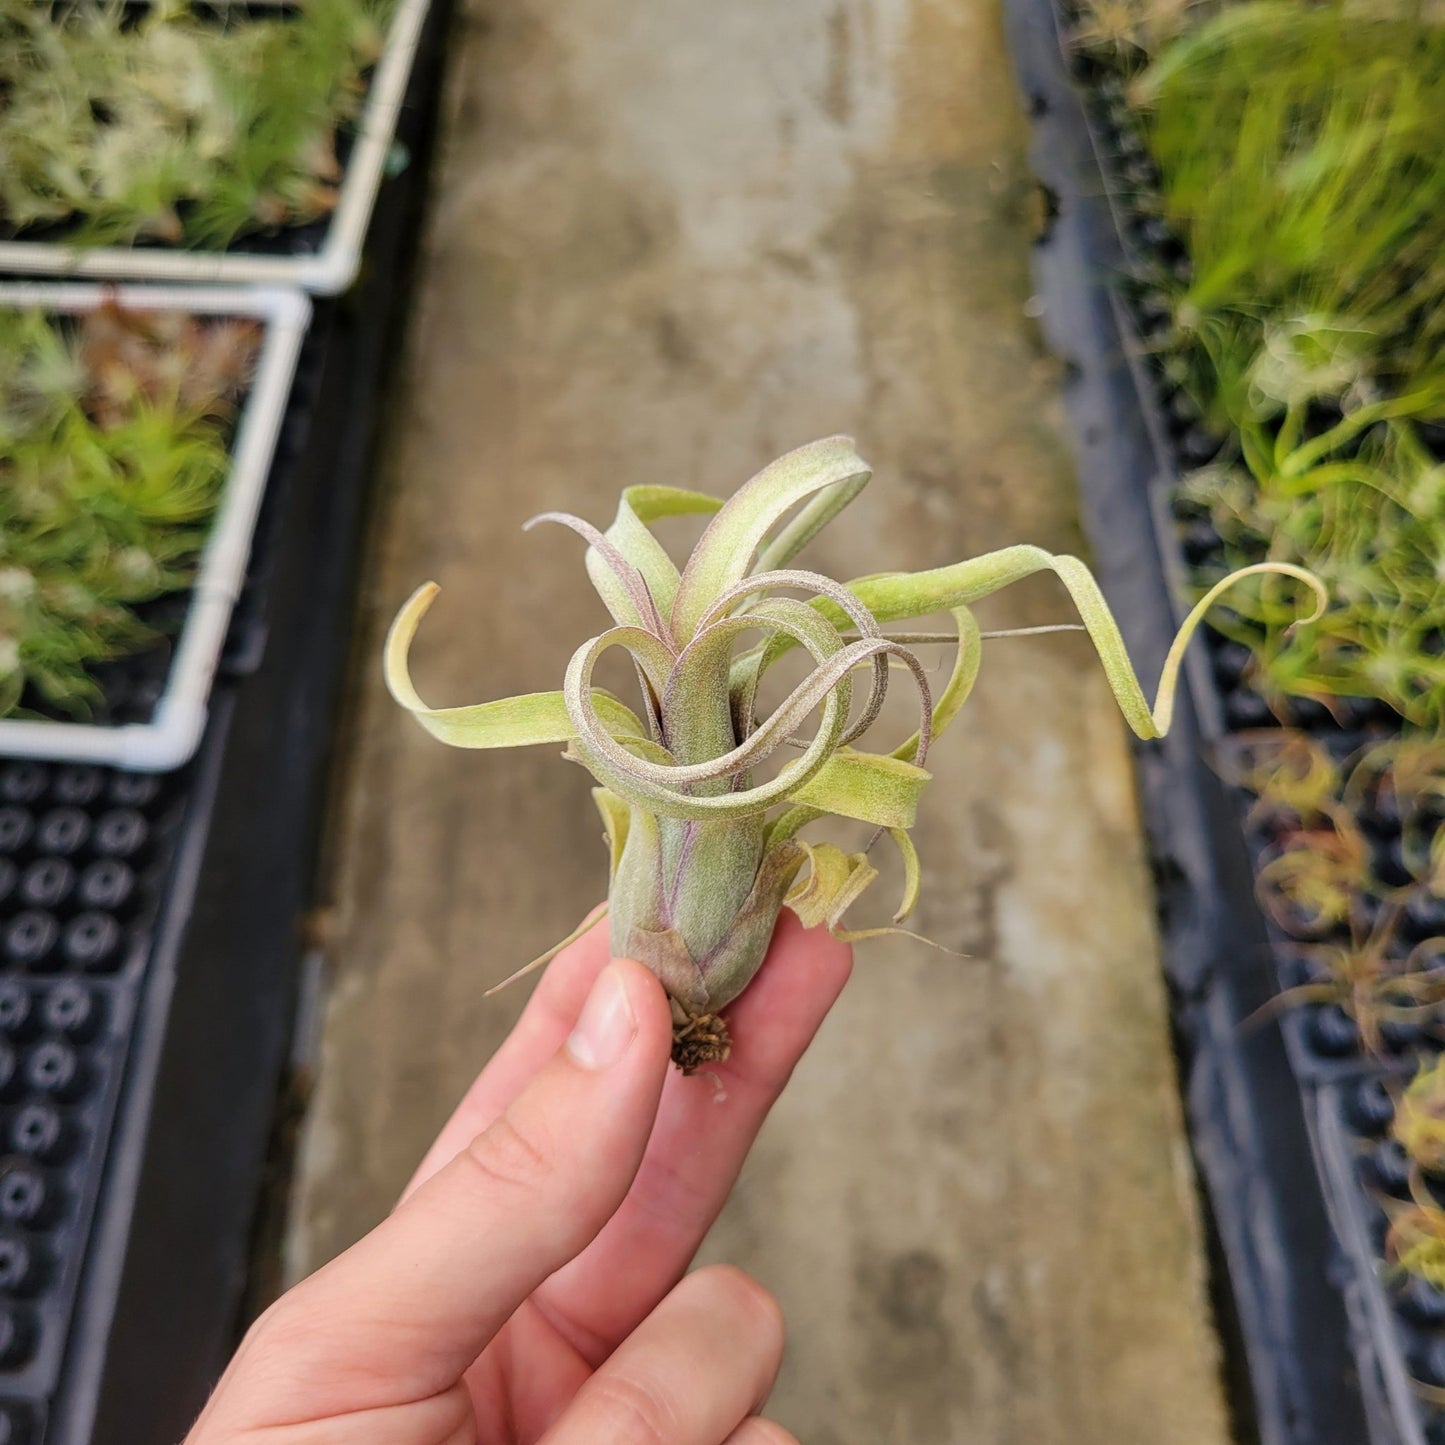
0;281;312;771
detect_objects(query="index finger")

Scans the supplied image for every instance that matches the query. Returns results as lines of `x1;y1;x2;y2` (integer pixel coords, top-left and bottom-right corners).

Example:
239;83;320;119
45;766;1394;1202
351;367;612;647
403;907;613;1196
206;960;673;1427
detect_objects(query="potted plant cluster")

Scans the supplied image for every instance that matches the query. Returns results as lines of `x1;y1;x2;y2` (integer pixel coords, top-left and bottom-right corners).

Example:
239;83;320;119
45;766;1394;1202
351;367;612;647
0;0;433;293
1037;0;1445;1436
0;284;309;770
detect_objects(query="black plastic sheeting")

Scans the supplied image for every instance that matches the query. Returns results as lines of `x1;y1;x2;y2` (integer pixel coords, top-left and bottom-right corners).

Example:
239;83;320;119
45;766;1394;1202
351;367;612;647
1003;0;1414;1441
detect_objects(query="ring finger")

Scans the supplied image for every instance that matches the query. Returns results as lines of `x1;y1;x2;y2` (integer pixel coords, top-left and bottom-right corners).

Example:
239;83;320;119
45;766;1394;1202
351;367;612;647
537;1265;785;1445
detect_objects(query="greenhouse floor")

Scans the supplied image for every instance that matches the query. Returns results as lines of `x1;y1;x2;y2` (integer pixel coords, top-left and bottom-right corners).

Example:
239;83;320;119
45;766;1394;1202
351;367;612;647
285;0;1232;1439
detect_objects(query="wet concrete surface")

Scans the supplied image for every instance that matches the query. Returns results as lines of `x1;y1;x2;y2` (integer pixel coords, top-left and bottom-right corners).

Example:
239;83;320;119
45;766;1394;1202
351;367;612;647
286;0;1232;1440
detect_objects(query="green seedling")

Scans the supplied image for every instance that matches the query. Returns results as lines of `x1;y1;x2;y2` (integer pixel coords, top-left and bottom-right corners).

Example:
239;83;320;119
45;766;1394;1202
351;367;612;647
0;303;258;715
1132;2;1445;400
0;0;387;247
386;437;1322;1068
1178;389;1445;728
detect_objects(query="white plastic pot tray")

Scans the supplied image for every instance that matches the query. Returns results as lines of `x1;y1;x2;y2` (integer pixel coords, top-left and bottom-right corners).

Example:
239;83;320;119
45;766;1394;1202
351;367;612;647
0;282;311;771
0;0;430;295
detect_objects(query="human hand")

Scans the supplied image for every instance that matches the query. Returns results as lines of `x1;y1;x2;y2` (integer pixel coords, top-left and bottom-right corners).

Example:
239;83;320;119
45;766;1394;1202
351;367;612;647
185;908;852;1444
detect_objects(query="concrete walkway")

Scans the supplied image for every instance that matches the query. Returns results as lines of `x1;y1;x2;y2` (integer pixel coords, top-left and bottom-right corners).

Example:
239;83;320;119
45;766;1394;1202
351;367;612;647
287;1;1232;1440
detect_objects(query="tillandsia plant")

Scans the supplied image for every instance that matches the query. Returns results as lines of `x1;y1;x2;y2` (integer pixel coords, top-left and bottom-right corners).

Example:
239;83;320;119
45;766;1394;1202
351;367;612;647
385;437;1323;1070
0;0;388;247
1386;1060;1445;1300
0;302;259;715
1066;0;1208;69
1394;1057;1445;1176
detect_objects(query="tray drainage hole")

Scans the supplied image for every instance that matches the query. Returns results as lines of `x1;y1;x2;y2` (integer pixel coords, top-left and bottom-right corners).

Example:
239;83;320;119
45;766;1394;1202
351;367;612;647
42;982;100;1041
0;1233;41;1297
3;912;58;970
77;859;135;913
35;807;91;857
0;1306;35;1372
1308;1005;1360;1058
0;808;35;854
0;763;47;805
10;1103;68;1166
93;808;149;858
1349;1076;1396;1135
19;857;74;910
63;912;122;972
1397;1274;1445;1327
51;765;104;807
108;772;162;808
0;1165;51;1228
24;1040;83;1100
1369;1139;1413;1197
0;982;29;1038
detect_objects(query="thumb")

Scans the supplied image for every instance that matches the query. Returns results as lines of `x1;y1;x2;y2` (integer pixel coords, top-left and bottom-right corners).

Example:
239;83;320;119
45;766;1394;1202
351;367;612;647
199;959;672;1429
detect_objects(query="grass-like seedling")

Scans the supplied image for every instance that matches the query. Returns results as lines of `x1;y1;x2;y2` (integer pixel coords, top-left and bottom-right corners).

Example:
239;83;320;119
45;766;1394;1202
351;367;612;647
0;0;387;247
0;302;259;715
387;437;1321;1068
1086;3;1445;726
1165;310;1445;728
1131;2;1445;403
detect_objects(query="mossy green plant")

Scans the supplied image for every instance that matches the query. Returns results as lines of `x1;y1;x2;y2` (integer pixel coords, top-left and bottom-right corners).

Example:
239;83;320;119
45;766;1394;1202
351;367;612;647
1084;1;1445;727
0;302;259;716
386;437;1322;1068
0;0;389;247
1131;2;1445;403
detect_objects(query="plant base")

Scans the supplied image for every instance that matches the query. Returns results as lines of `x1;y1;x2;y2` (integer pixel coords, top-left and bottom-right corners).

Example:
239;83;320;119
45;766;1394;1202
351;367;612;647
670;1003;731;1073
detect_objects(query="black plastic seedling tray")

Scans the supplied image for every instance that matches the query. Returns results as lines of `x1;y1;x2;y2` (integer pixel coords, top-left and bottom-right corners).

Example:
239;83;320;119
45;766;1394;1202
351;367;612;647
1003;0;1432;1441
0;0;451;1432
0;746;222;1445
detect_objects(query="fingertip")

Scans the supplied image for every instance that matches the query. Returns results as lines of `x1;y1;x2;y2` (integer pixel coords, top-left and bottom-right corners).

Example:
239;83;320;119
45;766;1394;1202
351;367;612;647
610;956;674;1043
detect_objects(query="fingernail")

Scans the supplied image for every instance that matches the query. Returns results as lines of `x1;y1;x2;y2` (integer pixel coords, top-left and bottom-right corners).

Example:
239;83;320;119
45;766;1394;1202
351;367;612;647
567;963;638;1070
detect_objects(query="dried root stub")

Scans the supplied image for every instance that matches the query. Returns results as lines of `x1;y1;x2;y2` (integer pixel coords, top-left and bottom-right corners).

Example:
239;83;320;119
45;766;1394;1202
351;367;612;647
384;436;1326;1065
671;1001;732;1074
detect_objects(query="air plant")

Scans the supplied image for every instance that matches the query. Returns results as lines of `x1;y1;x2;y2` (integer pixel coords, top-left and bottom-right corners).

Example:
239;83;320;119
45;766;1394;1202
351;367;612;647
1394;1057;1445;1176
1270;928;1445;1058
1066;0;1205;68
0;303;259;716
0;0;387;248
1386;1058;1445;1306
385;437;1322;1068
1386;1191;1445;1295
